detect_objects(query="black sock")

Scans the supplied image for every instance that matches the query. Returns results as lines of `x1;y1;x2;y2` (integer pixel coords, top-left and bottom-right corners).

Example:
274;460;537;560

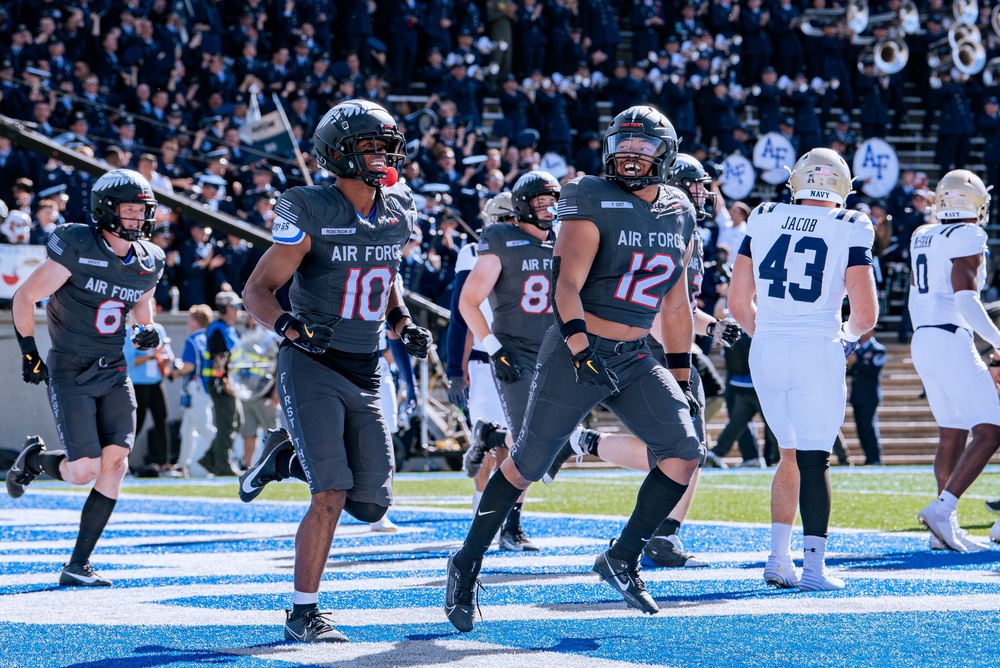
30;451;65;481
609;467;688;564
502;502;523;534
653;517;682;538
456;471;523;567
69;489;117;566
275;450;308;482
291;602;318;619
584;431;601;456
485;428;508;451
797;450;831;539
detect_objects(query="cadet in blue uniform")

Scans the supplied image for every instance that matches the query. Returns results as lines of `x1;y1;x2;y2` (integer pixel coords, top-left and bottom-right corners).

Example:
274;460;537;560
6;170;165;587
446;106;704;630
848;331;886;465
237;100;432;644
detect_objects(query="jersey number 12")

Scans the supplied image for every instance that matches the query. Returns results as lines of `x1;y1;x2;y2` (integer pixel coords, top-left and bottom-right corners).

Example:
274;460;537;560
758;234;828;303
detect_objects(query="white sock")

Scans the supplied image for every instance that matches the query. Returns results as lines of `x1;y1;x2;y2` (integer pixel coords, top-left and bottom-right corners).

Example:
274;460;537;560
938;491;959;513
803;535;826;571
293;590;318;606
472;491;483;514
771;523;793;559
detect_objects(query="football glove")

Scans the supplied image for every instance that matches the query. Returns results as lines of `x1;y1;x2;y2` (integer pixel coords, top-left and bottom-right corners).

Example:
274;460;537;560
839;321;861;358
131;325;161;351
21;350;49;385
287;318;335;354
680;379;700;423
708;317;742;348
447;375;469;411
571;347;619;395
400;322;432;358
491;347;523;383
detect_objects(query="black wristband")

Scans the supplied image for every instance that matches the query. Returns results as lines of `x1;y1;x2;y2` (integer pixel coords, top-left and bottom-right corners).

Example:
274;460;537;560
386;305;410;333
274;313;300;337
17;334;38;356
680;379;692;392
991;358;1000;368
560;318;588;341
664;352;692;369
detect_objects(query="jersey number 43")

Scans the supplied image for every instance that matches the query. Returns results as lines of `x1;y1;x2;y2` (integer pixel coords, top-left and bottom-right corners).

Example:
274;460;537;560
758;234;828;303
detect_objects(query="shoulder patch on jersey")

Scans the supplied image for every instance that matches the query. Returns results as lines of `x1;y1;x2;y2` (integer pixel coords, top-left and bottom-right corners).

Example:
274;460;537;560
79;257;108;267
557;196;579;218
47;233;66;256
274;196;303;225
271;216;304;244
752;202;777;216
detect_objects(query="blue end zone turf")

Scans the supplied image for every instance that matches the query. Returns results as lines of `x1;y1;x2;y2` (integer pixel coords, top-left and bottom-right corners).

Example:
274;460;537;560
1;484;998;667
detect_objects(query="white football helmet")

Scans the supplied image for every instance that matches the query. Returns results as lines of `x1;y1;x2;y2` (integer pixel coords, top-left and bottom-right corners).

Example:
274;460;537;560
788;148;853;206
933;169;990;227
483;191;515;226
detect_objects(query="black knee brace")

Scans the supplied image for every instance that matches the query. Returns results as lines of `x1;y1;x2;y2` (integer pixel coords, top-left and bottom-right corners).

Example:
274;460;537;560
344;500;389;523
796;450;831;538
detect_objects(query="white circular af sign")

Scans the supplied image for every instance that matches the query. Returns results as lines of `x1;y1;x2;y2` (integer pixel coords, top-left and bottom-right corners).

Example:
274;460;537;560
752;132;796;185
719;154;755;200
853;138;899;199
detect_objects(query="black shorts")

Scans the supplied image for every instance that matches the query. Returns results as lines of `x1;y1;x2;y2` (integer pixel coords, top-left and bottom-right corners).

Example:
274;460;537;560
277;346;393;503
47;352;137;462
512;327;704;482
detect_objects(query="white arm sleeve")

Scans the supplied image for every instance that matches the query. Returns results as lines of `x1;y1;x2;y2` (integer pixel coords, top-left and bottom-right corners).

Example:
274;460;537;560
954;290;1000;349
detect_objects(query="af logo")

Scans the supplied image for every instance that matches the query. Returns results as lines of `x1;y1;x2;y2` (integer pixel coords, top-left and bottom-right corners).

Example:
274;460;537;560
753;133;795;185
852;138;899;198
759;137;787;170
649;197;681;219
861;143;891;180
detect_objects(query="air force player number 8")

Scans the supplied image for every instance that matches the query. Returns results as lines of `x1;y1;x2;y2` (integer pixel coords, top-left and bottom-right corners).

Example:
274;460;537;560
758;217;828;303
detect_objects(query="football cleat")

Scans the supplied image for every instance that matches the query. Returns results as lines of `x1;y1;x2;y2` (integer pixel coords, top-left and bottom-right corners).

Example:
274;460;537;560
59;562;113;587
737;457;767;468
643;535;708;568
985;499;1000;516
284;608;349;643
369;516;399;533
445;553;482;632
798;568;845;591
462;420;495;478
593;542;659;614
542;425;596;484
763;555;801;588
918;501;967;552
990;520;1000;544
5;436;44;499
702;451;728;469
238;429;293;503
498;528;539;552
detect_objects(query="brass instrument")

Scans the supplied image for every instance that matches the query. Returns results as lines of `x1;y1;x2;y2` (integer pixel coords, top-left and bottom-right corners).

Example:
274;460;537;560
800;0;869;37
874;37;909;75
952;0;978;26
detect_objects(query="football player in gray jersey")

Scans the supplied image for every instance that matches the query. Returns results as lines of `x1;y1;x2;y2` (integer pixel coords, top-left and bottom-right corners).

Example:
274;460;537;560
238;100;432;644
6;169;165;588
459;170;563;552
446;106;705;631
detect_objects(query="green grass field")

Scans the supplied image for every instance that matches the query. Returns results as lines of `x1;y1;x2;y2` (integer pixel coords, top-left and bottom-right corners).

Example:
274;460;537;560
110;467;1000;536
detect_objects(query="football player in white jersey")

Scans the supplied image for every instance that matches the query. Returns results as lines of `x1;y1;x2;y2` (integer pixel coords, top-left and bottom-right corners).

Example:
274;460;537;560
729;149;879;591
910;170;1000;552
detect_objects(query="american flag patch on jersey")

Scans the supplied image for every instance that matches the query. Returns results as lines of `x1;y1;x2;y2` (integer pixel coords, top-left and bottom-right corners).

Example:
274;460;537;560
47;234;65;256
274;197;303;224
557;197;579;218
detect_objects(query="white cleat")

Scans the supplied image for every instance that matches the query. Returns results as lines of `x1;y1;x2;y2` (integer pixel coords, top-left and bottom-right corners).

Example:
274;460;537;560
918;501;967;552
763;555;801;588
955;528;990;551
798;568;845;591
990;520;1000;545
369;517;399;533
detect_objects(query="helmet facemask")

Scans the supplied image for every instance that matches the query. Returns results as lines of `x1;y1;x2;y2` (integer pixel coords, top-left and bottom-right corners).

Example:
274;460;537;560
603;132;676;192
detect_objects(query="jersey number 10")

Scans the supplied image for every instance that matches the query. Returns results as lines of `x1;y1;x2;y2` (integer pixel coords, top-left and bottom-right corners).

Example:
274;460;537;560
758;234;828;303
341;267;393;320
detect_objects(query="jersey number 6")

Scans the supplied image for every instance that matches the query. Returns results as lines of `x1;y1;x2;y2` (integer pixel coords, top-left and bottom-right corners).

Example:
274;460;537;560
758;234;828;303
95;299;126;335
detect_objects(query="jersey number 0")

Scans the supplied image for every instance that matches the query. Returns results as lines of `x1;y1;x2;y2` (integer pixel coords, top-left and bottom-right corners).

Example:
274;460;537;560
758;234;828;303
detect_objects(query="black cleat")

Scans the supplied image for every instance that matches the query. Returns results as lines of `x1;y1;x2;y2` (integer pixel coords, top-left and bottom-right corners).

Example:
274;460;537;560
498;528;539;552
445;552;482;632
238;429;293;503
59;562;113;587
5;436;44;500
284;608;349;643
462;420;496;478
593;542;659;614
643;535;708;568
986;499;1000;516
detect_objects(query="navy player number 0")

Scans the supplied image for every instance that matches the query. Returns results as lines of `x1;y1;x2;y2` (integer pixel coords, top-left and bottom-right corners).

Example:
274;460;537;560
758;234;828;303
914;254;929;294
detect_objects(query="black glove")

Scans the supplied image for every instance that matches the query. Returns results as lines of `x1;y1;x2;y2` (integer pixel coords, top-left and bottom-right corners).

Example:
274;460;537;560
571;347;619;395
680;379;700;423
491;347;523;383
19;336;49;385
400;322;432;358
287;318;335;354
708;317;742;348
131;325;161;351
447;375;469;411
